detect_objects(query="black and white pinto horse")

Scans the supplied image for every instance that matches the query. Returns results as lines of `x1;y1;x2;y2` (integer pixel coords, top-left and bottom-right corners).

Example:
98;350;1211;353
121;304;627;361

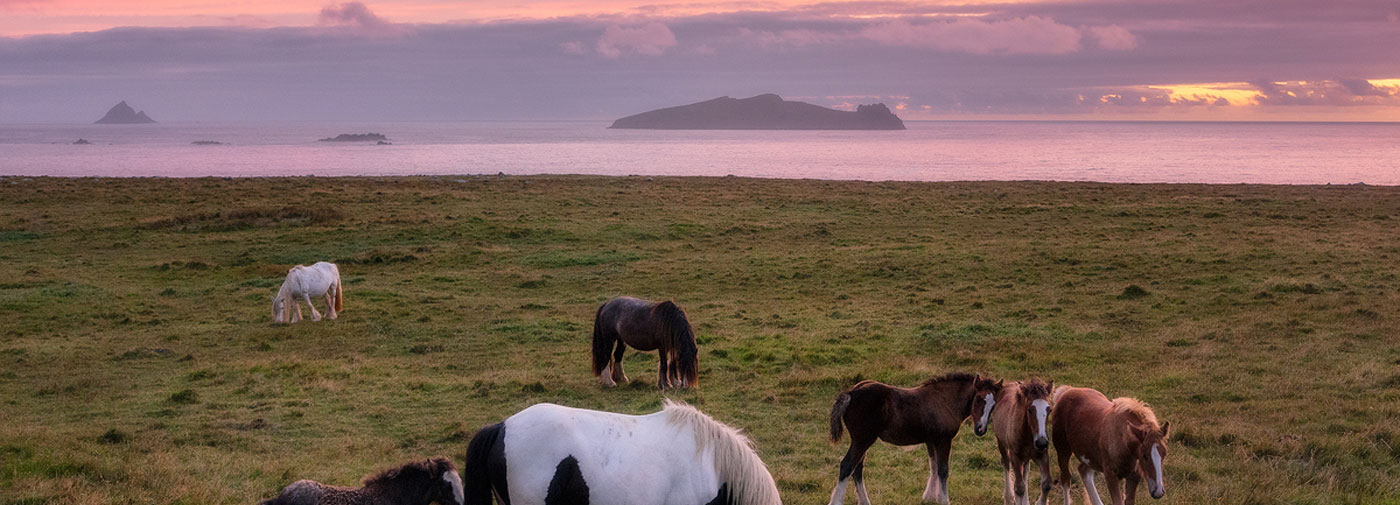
464;400;781;505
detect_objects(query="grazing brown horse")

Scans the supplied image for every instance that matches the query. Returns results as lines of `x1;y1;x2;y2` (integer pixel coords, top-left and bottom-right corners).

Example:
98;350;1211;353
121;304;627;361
591;296;699;389
827;373;1003;505
992;379;1055;505
259;457;463;505
1052;386;1170;505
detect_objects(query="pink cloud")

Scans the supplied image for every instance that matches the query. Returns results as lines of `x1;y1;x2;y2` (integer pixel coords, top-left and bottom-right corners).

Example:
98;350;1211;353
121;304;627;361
596;22;676;58
1086;25;1137;50
560;40;586;55
318;2;410;36
860;17;1083;55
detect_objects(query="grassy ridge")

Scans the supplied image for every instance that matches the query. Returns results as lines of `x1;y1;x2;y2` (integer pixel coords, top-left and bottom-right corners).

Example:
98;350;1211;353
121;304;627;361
0;176;1397;505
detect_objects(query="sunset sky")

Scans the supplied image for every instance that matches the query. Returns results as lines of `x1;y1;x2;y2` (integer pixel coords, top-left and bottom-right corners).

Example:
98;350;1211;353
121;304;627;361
2;0;1398;122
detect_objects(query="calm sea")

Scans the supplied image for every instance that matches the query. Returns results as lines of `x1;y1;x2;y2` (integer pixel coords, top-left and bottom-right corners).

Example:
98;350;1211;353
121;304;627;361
0;121;1396;184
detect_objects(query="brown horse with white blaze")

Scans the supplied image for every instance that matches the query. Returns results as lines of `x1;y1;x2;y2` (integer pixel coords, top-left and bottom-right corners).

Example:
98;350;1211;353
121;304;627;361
591;296;699;389
992;379;1054;505
827;373;1003;505
1052;386;1170;505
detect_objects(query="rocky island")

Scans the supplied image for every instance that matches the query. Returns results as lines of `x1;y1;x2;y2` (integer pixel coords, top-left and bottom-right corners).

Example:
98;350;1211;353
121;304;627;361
95;101;156;124
609;93;905;130
318;133;388;142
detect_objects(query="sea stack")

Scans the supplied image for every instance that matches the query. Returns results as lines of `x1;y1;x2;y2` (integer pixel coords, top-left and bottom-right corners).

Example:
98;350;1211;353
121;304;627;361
610;93;905;130
95;101;156;124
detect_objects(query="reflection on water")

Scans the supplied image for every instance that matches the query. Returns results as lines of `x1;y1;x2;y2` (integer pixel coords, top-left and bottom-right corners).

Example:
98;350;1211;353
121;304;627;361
0;121;1396;184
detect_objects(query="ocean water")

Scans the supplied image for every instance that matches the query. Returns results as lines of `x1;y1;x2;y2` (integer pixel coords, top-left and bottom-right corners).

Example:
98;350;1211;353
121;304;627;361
0;121;1396;184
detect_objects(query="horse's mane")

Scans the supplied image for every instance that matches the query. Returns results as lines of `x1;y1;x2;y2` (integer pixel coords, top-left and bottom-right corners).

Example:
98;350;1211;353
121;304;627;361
918;372;980;387
1019;379;1051;399
653;301;699;386
662;400;780;505
361;457;454;487
1110;397;1159;429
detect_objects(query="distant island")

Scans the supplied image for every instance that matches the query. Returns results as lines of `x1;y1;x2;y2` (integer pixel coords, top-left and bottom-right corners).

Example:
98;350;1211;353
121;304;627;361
191;141;224;145
95;101;156;124
318;133;388;142
609;94;905;130
73;138;93;145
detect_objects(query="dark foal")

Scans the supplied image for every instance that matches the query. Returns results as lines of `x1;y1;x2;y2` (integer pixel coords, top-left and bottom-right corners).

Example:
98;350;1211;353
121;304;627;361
827;373;1003;505
259;457;462;505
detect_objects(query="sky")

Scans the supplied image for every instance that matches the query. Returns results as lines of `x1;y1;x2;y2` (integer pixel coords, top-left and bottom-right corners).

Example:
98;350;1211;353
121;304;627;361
1;0;1399;122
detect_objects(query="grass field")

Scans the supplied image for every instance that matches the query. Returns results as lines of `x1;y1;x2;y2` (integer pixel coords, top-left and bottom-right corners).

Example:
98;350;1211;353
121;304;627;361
1;176;1398;505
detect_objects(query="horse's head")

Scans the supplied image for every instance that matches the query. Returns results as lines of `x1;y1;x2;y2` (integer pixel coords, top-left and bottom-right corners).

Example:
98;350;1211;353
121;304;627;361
1133;421;1169;499
426;457;465;505
271;294;285;323
970;376;1003;436
1019;379;1053;451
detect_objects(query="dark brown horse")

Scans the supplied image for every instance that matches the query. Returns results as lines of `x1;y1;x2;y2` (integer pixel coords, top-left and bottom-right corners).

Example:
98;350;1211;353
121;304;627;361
591;296;699;389
1052;386;1170;505
992;379;1054;505
259;457;462;505
827;373;1003;505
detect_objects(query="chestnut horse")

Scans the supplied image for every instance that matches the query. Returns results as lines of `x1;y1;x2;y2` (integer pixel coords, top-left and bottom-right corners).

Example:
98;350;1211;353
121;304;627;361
992;379;1054;505
827;373;1003;505
591;296;699;389
1052;386;1170;505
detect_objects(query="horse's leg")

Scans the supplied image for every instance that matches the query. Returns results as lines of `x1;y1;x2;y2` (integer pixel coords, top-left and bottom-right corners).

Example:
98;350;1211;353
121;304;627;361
829;436;875;505
611;339;628;384
1014;461;1029;505
1000;451;1014;505
1057;449;1074;505
657;351;670;389
667;351;680;387
853;461;872;505
324;290;337;320
1103;472;1124;505
1035;451;1053;505
1122;474;1139;505
934;437;953;505
1078;464;1104;505
293;301;303;323
922;444;941;504
303;293;322;321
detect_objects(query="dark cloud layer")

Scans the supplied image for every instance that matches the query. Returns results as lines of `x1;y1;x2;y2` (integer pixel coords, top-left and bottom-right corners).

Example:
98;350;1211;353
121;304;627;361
1;0;1398;121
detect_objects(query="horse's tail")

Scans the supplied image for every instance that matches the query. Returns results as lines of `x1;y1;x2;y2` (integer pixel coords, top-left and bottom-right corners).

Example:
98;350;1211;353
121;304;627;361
829;390;852;443
333;267;344;313
656;300;699;387
465;422;506;505
591;302;613;376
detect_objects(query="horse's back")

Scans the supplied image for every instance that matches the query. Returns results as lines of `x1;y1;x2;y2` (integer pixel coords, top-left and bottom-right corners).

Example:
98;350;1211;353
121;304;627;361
502;404;706;505
1050;386;1112;457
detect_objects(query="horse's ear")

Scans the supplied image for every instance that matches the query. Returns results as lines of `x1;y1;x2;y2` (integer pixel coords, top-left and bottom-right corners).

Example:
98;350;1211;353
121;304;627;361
1160;421;1170;437
995;379;1004;390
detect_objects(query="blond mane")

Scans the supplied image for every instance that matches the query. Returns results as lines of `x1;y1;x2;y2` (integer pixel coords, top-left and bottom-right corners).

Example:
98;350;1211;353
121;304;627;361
1111;397;1160;429
662;399;781;505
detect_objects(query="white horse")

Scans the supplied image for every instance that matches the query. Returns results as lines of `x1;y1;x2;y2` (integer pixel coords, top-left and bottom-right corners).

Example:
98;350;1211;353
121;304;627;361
464;400;781;505
272;261;343;323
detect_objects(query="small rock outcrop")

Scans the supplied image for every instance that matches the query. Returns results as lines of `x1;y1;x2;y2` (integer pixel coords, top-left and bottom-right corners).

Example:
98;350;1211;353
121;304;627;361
191;141;224;145
73;138;93;145
610;93;905;130
95;101;156;124
318;133;388;142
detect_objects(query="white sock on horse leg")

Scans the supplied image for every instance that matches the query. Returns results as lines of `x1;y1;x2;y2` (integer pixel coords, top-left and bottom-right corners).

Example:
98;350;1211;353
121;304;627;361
829;477;849;505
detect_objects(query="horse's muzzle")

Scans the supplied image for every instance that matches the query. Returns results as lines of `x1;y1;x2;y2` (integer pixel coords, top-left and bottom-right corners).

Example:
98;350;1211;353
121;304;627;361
974;425;987;436
1150;484;1165;499
1034;437;1048;450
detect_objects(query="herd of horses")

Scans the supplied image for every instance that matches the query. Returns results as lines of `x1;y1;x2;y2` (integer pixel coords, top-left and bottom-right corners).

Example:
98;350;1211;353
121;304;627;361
265;263;1170;505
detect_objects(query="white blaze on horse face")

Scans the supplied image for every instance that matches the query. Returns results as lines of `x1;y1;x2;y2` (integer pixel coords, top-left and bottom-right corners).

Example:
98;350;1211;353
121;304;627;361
1031;399;1050;441
444;469;464;505
979;393;996;429
1149;445;1165;497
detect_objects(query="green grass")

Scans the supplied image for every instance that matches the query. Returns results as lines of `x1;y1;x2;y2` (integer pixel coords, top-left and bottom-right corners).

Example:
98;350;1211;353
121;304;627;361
1;175;1398;504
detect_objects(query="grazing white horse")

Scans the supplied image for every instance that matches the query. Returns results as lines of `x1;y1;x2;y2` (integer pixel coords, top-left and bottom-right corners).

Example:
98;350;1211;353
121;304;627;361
272;262;343;323
464;400;782;505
